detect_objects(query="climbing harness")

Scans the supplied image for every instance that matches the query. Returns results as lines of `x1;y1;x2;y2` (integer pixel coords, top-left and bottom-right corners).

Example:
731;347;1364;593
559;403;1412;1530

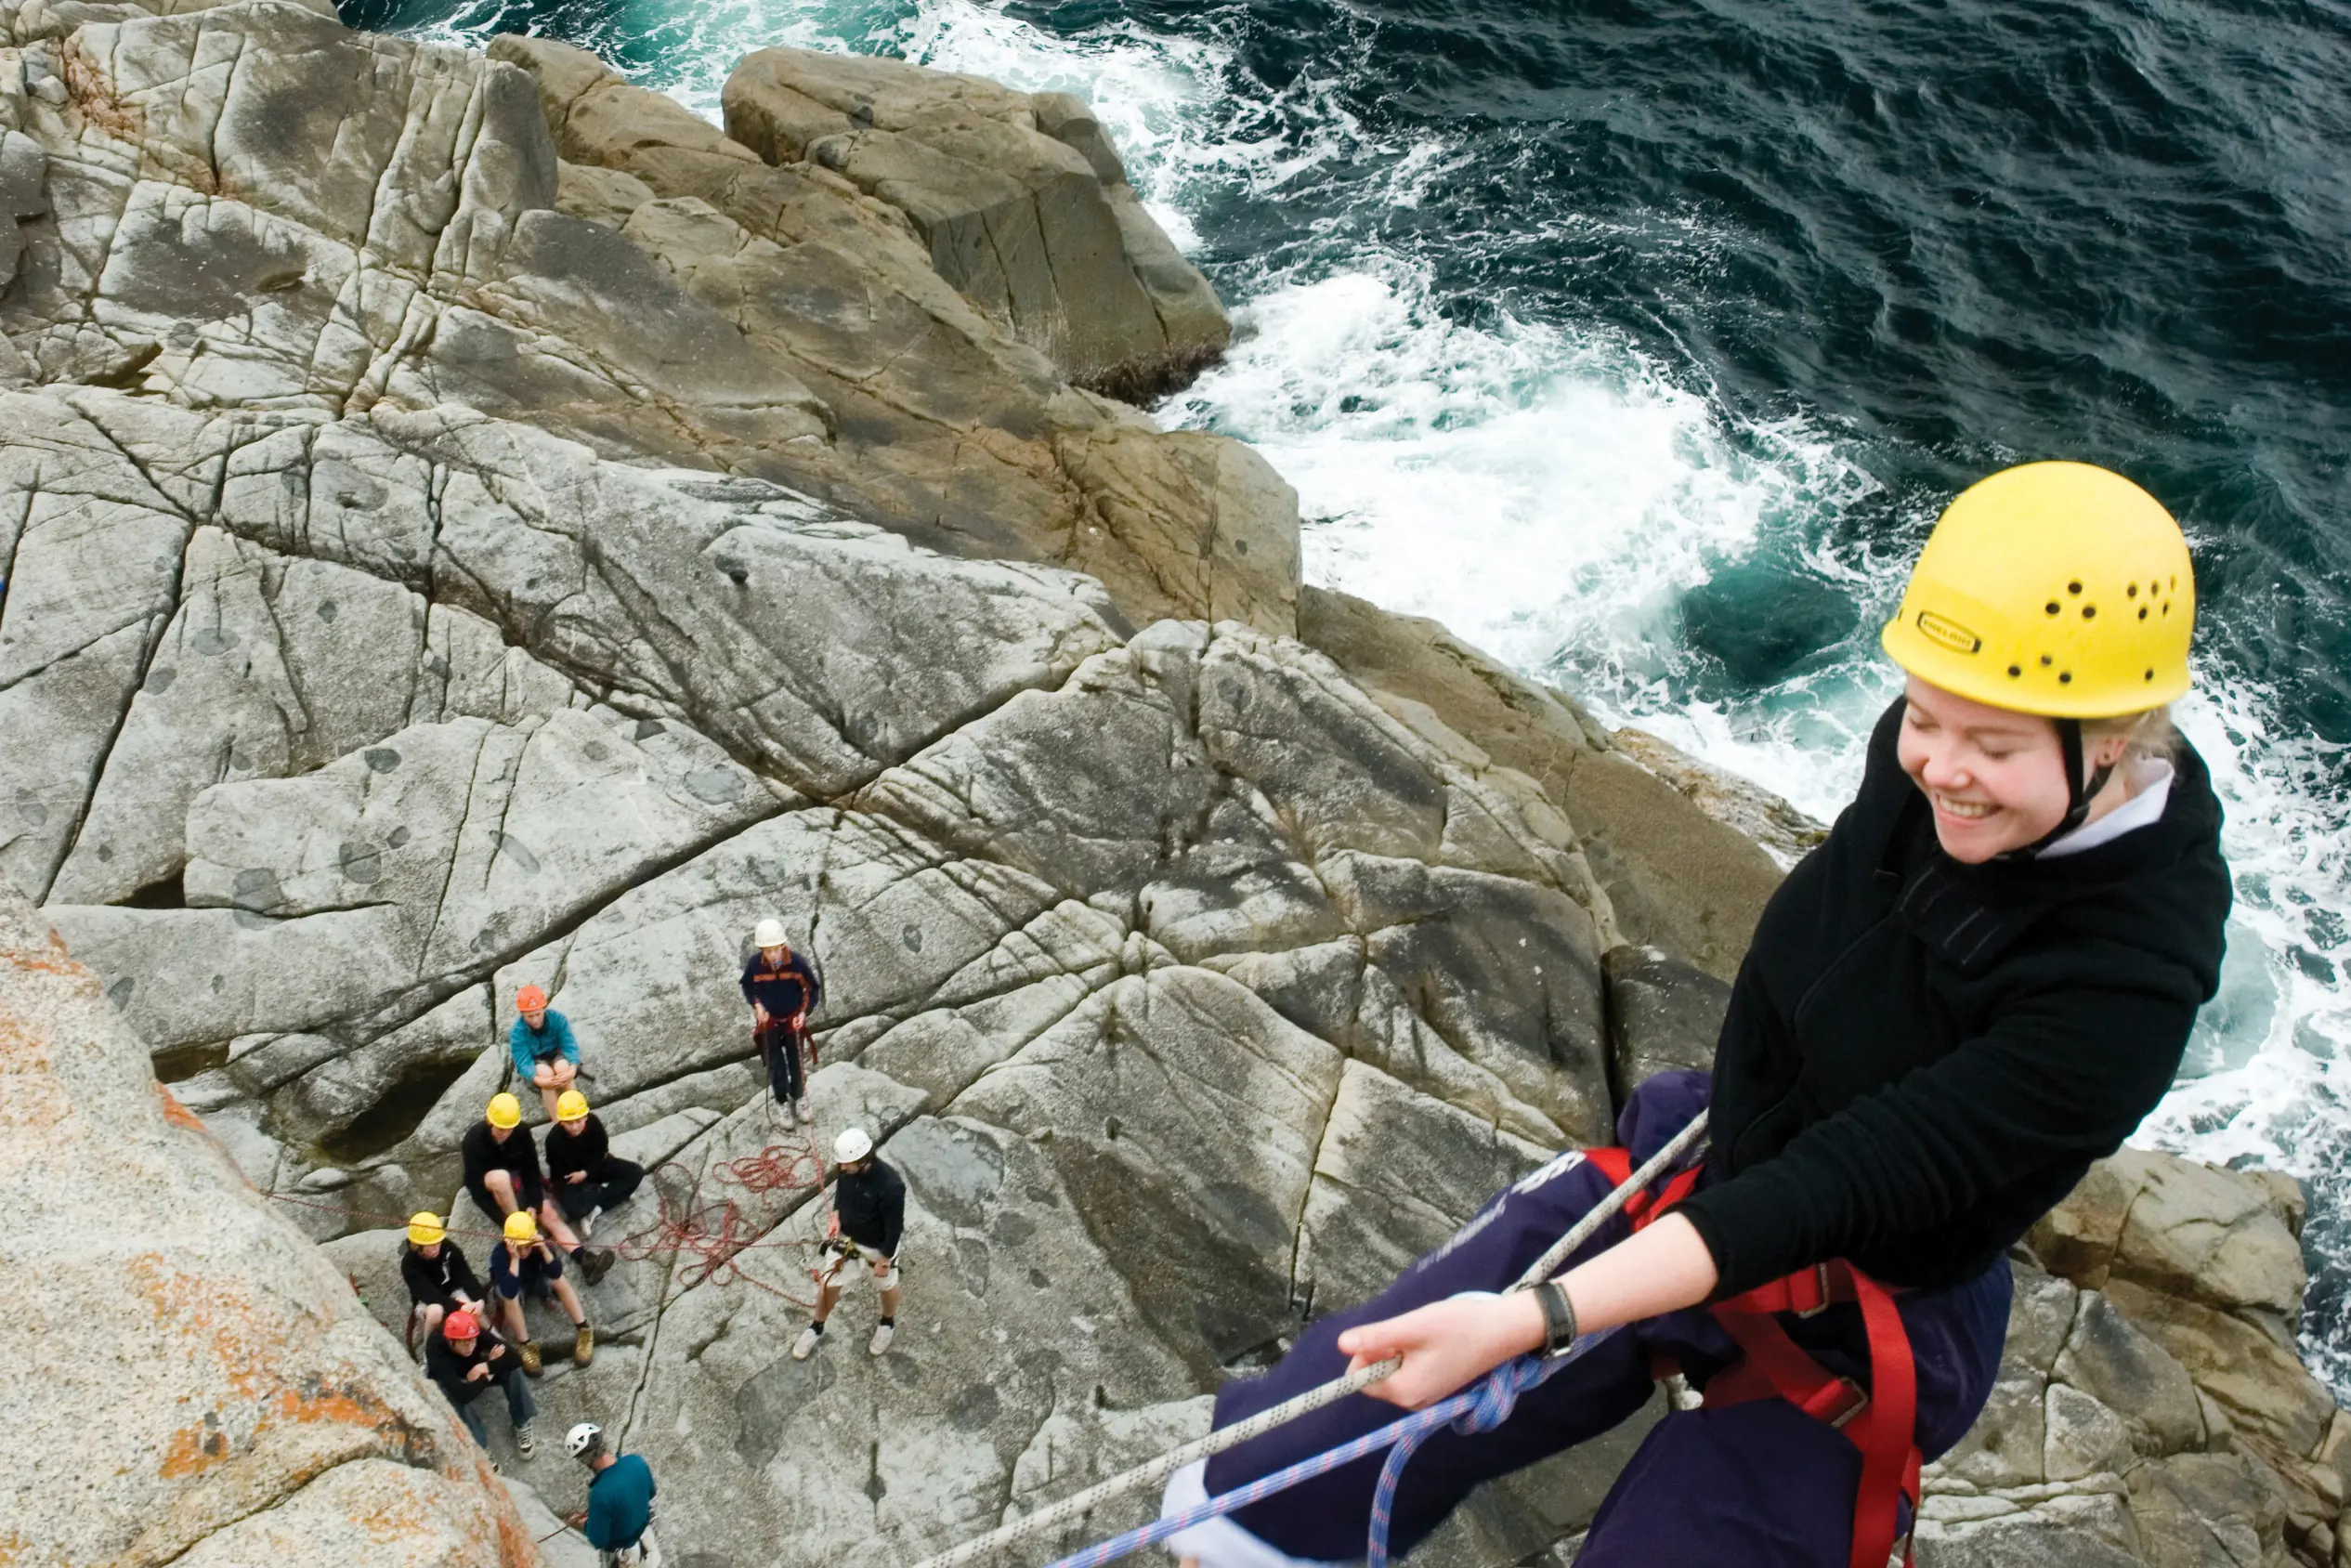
1583;1144;1921;1568
908;1112;1710;1568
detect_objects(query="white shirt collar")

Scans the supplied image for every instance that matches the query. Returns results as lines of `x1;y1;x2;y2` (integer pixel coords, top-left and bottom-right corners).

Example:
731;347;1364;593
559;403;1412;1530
2037;759;2175;859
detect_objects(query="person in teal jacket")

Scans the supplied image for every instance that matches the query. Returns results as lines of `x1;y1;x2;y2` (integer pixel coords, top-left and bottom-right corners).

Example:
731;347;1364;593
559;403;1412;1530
566;1422;657;1566
508;982;581;1122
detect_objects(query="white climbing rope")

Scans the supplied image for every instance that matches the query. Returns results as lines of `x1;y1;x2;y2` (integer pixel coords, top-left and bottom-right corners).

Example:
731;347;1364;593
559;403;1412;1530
909;1110;1711;1568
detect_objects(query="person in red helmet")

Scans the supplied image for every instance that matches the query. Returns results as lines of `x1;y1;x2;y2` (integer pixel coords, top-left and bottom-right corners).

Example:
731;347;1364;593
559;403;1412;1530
424;1307;537;1457
509;982;582;1123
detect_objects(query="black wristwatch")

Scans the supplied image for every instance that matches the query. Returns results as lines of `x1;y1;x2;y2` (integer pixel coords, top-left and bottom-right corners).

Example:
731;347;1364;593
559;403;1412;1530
1534;1280;1579;1358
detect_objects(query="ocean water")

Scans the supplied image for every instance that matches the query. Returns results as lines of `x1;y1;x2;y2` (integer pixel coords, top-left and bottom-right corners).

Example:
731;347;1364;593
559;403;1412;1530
348;0;2351;1375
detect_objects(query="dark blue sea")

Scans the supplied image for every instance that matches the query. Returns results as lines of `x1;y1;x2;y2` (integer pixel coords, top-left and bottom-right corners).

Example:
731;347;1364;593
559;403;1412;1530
346;0;2351;1377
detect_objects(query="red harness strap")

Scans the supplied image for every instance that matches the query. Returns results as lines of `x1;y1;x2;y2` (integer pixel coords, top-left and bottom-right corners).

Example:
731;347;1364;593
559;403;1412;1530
1580;1147;1920;1568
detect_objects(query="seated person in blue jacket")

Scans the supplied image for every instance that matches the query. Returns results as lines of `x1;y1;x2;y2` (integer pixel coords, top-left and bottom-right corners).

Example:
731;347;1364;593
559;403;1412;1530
492;1209;597;1377
510;982;581;1123
566;1422;660;1567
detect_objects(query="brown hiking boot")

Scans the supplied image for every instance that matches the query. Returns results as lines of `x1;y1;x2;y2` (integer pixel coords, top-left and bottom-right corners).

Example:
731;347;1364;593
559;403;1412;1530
517;1339;543;1377
581;1248;618;1286
574;1324;595;1367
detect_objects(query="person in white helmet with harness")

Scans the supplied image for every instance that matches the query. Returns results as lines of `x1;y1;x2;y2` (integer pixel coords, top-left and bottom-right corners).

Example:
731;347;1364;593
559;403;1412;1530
1163;464;2232;1568
792;1127;907;1361
741;917;823;1125
565;1421;659;1567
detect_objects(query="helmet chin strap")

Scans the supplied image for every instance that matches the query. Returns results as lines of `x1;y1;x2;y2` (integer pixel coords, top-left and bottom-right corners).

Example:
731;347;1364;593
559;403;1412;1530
2005;718;2115;859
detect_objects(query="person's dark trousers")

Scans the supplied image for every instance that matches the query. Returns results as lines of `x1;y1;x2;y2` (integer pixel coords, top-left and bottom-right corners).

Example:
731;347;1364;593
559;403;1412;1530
555;1159;646;1223
454;1364;536;1447
760;1022;807;1105
1197;1070;2010;1564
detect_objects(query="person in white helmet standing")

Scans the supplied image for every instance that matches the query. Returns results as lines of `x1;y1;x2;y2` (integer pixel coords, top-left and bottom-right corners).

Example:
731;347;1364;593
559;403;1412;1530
740;917;823;1125
791;1127;906;1360
565;1421;659;1566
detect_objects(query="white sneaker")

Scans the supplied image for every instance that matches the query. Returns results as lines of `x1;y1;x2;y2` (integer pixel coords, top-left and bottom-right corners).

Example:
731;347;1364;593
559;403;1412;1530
515;1420;537;1457
790;1325;823;1361
868;1323;895;1357
794;1097;813;1125
581;1206;602;1240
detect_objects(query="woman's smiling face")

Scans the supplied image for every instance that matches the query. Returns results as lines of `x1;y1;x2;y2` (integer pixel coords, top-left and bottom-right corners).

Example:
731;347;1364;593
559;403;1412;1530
1896;677;2096;862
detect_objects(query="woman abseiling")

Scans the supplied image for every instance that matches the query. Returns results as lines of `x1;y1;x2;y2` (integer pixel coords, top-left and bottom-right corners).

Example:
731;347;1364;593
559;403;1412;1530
1163;462;2232;1568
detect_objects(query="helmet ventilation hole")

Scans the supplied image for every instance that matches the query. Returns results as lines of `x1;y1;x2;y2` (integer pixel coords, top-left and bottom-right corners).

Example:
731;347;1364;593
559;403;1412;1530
2058;672;2073;684
2068;581;2083;595
2082;605;2096;619
2045;602;2060;616
2144;669;2155;681
2127;584;2139;598
2162;603;2171;616
2006;664;2022;678
2040;654;2054;666
2138;607;2149;620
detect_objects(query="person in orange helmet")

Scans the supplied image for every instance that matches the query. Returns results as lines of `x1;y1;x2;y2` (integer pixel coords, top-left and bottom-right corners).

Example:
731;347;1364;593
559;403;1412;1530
509;982;581;1123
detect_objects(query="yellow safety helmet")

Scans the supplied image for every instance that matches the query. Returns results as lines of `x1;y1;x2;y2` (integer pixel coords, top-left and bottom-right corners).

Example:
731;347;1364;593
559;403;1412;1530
503;1209;539;1243
407;1212;446;1247
555;1090;590;1122
1881;462;2194;717
486;1091;523;1130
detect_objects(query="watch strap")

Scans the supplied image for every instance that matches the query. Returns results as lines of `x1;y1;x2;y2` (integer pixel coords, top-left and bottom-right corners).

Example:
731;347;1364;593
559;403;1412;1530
1535;1279;1579;1357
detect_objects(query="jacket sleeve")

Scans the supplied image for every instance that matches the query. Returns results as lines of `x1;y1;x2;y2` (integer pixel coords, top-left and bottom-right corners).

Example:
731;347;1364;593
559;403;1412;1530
448;1244;483;1300
506;1019;533;1077
582;1483;619;1550
800;955;823;1016
881;1168;906;1259
739;958;758;1006
399;1248;430;1302
1676;956;2201;1297
422;1345;465;1405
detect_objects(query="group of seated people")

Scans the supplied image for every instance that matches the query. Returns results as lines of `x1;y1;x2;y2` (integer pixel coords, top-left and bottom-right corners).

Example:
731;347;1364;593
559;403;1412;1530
407;1078;644;1424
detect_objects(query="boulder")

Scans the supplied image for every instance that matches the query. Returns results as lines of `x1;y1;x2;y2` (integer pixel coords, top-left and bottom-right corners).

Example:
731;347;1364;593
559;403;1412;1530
2030;1150;2308;1337
1297;586;1783;979
1610;726;1830;870
482;33;1297;638
723;45;1229;399
0;892;533;1564
1600;944;1731;1109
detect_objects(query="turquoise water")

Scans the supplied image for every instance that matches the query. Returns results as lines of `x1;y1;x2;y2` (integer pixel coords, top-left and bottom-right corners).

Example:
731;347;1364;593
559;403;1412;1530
349;0;2351;1373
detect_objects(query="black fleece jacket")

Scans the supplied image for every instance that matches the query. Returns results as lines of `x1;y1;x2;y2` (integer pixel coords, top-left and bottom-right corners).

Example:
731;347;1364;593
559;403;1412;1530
837;1160;906;1258
1676;699;2230;1298
400;1241;483;1308
544;1115;611;1184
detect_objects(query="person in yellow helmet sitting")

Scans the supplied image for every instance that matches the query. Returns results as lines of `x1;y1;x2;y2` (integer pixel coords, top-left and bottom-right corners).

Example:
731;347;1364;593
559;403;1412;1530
544;1090;645;1241
398;1211;485;1356
1164;464;2232;1568
491;1209;597;1377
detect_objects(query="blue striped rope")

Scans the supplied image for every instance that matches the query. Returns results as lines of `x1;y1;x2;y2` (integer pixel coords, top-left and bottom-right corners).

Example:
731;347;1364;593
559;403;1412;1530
1038;1326;1622;1568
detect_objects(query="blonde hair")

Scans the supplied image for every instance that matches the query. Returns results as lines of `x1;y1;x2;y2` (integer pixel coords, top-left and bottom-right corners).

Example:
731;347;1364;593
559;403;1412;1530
2081;705;2180;769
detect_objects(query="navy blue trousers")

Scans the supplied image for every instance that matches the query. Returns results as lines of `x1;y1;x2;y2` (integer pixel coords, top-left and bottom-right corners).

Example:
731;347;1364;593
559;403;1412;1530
1202;1072;2011;1564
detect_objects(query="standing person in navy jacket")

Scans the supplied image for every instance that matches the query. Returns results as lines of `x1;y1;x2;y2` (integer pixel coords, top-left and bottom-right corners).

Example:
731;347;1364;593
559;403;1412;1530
741;918;822;1125
1164;464;2232;1568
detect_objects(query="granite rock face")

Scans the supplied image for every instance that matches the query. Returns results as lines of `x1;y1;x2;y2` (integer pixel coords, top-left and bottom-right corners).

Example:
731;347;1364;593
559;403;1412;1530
0;377;1625;1561
0;0;1296;638
722;46;1229;401
0;892;535;1568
